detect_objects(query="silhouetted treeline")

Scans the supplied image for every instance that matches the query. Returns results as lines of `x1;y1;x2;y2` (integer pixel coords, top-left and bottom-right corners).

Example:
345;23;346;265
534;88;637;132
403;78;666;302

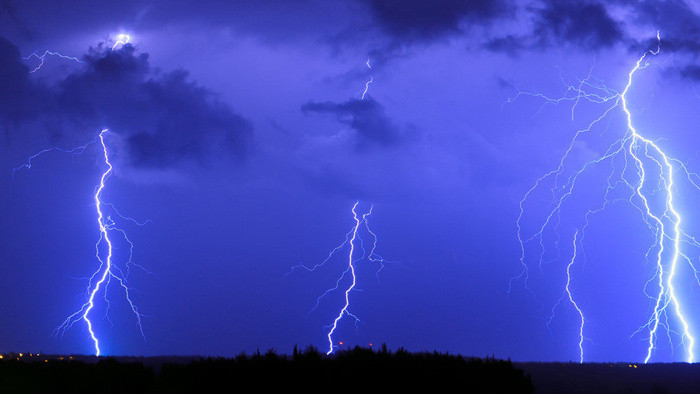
0;346;534;393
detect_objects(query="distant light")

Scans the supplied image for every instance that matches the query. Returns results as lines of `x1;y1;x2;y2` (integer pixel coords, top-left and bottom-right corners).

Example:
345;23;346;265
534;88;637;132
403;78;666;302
111;34;131;50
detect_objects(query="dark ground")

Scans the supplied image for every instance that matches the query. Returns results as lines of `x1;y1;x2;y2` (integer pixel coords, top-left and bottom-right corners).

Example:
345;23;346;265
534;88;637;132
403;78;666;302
0;347;533;393
4;348;700;393
517;362;700;394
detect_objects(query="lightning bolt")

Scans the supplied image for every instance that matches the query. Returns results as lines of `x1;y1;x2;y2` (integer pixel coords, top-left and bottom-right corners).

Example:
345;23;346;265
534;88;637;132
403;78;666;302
14;129;147;356
360;58;373;100
512;31;698;363
112;34;131;51
324;202;362;355
22;50;81;73
289;202;392;355
21;32;129;74
565;229;585;363
11;138;97;178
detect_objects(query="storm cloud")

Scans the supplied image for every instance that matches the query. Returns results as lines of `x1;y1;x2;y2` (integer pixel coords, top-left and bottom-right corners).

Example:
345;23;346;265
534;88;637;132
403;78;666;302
0;38;252;168
533;0;624;49
301;97;405;150
360;0;512;43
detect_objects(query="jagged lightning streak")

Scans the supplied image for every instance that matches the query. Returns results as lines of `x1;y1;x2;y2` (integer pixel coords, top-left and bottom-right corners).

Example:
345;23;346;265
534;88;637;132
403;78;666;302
11;138;97;178
20;32;127;73
325;202;362;355
288;202;392;355
14;129;146;356
22;50;81;73
512;31;698;363
360;58;373;100
546;228;585;363
566;229;584;363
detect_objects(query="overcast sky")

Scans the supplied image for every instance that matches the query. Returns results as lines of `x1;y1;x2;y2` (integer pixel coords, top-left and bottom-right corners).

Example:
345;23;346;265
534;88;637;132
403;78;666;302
2;0;700;362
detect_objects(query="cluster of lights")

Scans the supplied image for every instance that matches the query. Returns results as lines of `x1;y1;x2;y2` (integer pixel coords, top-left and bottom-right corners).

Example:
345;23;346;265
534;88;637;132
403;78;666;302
0;353;77;363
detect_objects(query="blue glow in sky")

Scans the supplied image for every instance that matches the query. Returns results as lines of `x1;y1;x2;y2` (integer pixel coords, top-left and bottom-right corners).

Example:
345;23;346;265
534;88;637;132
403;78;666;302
3;0;700;362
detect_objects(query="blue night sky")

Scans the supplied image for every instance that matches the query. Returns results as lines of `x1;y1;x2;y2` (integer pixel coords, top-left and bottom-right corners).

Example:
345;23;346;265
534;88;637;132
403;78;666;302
2;0;700;363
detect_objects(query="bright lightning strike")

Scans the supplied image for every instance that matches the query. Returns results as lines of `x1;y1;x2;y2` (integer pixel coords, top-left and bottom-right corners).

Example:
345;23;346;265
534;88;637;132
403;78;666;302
14;129;147;356
112;34;131;51
289;202;392;355
22;50;81;73
512;31;699;363
566;229;585;363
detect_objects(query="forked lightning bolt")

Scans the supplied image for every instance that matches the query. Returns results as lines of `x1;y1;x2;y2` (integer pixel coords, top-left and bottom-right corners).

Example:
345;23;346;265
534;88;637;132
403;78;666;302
512;31;699;363
21;33;129;74
289;202;392;355
14;129;146;356
325;202;362;355
22;50;81;73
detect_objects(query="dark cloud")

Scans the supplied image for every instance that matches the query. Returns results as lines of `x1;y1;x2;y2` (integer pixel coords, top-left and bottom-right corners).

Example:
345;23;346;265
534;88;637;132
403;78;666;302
484;34;525;56
617;1;700;80
0;36;38;123
360;0;512;43
633;0;700;53
0;0;18;21
0;0;34;39
679;65;700;80
0;38;252;168
301;97;404;150
535;1;624;48
533;0;624;49
484;0;626;55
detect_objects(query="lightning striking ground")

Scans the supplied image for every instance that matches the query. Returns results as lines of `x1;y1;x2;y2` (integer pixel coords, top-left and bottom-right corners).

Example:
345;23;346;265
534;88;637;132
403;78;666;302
512;31;699;363
14;129;146;356
566;229;585;363
289;202;392;355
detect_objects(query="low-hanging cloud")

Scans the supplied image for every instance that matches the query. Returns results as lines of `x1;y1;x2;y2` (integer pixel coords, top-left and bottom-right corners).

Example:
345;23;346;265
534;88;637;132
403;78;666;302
0;37;252;168
301;96;405;151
